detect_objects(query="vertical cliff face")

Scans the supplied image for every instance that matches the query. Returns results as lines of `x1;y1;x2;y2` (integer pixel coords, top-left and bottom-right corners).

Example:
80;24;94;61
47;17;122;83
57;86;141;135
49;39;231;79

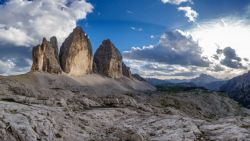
31;38;62;74
122;62;132;78
59;27;93;76
220;71;250;108
50;36;59;62
94;39;123;78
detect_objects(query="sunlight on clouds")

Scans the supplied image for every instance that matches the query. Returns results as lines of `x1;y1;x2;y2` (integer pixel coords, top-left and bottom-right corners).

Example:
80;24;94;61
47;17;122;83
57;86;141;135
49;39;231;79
0;59;15;75
124;58;246;80
124;23;250;79
189;18;250;61
178;6;198;22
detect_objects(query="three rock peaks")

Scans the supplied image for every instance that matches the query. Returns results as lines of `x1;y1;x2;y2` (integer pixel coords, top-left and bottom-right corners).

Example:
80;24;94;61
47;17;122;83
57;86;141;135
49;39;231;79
31;27;132;79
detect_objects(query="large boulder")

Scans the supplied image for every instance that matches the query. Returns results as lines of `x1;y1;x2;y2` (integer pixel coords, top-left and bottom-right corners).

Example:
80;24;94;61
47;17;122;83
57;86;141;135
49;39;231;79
94;39;123;78
59;27;93;76
122;62;132;78
31;38;62;74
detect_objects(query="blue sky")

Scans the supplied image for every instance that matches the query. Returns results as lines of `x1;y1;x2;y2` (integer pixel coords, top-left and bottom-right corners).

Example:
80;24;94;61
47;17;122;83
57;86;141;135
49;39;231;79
79;0;250;52
0;0;250;79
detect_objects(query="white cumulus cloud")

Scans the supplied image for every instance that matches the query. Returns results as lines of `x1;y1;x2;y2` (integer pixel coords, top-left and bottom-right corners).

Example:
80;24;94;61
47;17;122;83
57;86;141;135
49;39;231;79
0;0;93;47
178;6;198;22
161;0;192;5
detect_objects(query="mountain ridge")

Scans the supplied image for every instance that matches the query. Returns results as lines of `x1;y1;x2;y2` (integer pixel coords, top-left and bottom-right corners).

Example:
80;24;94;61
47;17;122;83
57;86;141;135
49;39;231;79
147;73;226;91
221;71;250;108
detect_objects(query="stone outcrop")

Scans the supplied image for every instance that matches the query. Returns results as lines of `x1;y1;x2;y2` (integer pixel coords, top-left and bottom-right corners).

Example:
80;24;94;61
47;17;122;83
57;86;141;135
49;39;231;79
59;27;93;76
94;39;123;78
31;38;62;74
122;62;132;78
221;71;250;108
132;74;146;81
31;27;136;80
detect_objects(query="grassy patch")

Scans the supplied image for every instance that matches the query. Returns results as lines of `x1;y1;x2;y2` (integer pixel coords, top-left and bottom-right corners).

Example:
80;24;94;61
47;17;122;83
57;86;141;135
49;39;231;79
1;98;16;102
156;85;207;93
241;125;250;129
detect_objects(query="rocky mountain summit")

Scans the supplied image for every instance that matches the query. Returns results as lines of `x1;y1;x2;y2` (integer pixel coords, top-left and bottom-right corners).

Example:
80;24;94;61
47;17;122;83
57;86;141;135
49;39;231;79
94;39;123;78
190;74;226;91
191;73;220;85
32;27;133;80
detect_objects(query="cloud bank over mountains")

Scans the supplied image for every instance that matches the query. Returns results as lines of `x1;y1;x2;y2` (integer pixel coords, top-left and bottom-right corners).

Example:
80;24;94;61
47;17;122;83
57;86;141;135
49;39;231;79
124;28;249;79
124;30;210;67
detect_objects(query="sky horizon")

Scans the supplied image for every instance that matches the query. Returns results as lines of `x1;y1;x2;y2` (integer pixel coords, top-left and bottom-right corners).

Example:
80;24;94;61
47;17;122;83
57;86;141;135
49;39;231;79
0;0;250;80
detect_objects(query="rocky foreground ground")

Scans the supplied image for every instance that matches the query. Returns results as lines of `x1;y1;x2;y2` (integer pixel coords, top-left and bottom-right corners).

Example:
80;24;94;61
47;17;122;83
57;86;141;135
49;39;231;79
0;73;249;141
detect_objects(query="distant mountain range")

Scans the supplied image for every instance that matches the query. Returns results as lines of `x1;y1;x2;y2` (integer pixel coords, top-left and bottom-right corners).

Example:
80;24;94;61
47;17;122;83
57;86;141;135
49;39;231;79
147;73;227;91
147;71;250;108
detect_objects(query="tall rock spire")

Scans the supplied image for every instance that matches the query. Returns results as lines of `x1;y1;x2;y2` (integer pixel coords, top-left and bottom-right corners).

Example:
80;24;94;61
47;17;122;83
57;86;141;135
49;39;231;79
93;39;123;78
31;37;62;74
59;27;93;76
122;62;132;78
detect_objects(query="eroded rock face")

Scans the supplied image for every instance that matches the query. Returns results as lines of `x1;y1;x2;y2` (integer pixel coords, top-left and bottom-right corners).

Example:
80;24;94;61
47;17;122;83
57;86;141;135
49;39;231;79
94;39;123;78
59;27;93;76
31;38;62;74
132;74;146;81
221;71;250;108
50;36;59;62
122;62;132;78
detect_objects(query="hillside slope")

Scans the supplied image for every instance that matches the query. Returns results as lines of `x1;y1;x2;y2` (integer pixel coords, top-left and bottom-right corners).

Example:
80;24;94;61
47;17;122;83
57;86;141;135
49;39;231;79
221;71;250;108
0;73;249;141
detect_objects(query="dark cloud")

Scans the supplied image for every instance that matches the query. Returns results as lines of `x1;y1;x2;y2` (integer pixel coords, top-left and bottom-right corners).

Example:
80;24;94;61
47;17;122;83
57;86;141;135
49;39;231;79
123;30;210;67
212;55;219;60
220;47;246;69
216;49;223;54
141;64;176;72
244;58;249;62
208;65;225;72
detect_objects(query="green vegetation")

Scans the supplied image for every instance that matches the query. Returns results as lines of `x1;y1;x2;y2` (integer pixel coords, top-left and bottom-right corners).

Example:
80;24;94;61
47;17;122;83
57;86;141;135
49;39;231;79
156;85;207;93
241;125;250;129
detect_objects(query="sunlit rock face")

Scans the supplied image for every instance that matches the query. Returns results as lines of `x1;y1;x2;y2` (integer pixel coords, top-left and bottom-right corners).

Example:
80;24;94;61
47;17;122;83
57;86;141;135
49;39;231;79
31;38;62;74
94;39;123;79
122;62;132;78
59;27;93;76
